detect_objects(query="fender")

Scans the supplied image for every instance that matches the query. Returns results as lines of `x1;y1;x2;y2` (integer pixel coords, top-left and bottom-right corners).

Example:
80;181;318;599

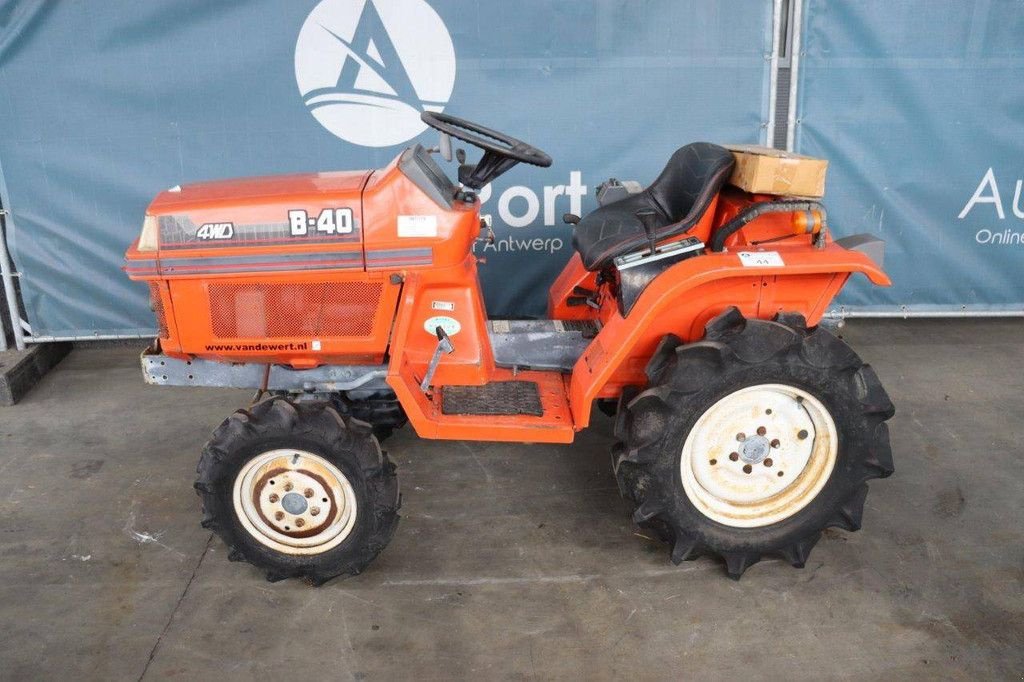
567;239;890;429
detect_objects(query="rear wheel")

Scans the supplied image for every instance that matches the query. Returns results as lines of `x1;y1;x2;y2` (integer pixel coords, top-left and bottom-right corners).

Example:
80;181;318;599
613;308;894;579
196;397;400;585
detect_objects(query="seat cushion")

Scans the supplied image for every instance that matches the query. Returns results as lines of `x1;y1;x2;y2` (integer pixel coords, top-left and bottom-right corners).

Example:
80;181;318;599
572;142;735;270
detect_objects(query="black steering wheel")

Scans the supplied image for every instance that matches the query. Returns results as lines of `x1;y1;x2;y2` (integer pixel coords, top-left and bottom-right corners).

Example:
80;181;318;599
420;111;552;190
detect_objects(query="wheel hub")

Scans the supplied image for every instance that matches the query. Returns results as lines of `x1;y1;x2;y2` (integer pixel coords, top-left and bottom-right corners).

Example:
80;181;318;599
280;492;308;515
739;434;771;464
680;384;838;528
233;449;358;554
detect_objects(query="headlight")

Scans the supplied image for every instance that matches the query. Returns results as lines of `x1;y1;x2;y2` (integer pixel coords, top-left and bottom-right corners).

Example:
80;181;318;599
137;214;159;252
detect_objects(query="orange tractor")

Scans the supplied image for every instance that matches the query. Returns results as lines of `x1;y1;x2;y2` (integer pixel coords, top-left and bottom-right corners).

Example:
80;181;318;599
125;113;894;583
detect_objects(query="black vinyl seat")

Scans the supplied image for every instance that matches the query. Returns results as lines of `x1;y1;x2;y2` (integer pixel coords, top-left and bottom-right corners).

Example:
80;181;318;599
572;142;735;270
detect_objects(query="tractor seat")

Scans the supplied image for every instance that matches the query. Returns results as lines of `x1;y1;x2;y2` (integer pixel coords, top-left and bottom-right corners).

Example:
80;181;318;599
572;142;735;270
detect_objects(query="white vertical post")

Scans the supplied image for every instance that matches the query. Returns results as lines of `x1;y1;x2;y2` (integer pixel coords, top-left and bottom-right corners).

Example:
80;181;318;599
785;0;804;151
766;0;784;148
0;213;26;350
0;292;7;352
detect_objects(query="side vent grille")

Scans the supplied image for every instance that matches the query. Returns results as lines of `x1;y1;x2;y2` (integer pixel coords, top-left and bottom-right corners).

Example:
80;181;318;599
208;281;383;339
149;283;169;339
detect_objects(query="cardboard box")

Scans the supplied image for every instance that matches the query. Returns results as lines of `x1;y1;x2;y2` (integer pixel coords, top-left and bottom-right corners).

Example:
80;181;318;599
724;144;828;198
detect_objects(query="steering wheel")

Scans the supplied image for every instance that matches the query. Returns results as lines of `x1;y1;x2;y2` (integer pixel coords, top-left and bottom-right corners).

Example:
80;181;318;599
420;111;552;190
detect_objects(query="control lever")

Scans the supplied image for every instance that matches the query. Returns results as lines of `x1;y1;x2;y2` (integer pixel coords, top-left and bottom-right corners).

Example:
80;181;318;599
438;132;453;161
478;214;495;244
420;326;455;393
636;209;660;256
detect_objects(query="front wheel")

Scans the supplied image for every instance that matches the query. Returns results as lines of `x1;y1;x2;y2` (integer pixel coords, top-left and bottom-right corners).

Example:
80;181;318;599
614;308;895;579
195;398;400;585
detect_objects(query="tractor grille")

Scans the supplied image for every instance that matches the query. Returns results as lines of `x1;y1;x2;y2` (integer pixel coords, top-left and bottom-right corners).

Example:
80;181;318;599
208;281;382;339
149;282;169;339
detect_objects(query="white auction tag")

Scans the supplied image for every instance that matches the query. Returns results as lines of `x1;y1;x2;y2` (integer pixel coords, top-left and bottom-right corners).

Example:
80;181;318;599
738;251;785;267
397;215;438;238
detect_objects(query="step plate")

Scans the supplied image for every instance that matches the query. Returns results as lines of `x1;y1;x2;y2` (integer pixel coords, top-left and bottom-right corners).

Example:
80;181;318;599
441;381;544;417
488;319;599;372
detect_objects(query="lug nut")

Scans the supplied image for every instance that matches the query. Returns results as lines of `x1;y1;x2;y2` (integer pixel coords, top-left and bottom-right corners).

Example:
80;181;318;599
268;493;279;503
311;507;320;517
764;458;773;467
756;426;767;436
742;464;753;474
283;482;293;492
736;433;746;442
709;459;717;466
797;429;809;440
770;439;781;449
304;488;314;498
729;452;739;462
295;518;305;528
274;511;284;521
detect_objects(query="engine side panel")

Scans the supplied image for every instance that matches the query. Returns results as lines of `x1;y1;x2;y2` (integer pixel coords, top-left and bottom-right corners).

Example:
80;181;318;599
125;169;408;366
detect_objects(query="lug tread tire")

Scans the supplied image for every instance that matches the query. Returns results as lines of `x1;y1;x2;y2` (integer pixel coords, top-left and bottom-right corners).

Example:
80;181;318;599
613;308;894;580
196;397;400;586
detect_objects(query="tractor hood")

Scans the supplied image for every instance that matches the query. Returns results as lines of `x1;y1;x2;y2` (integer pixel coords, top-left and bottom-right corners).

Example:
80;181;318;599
149;169;373;212
128;169;374;255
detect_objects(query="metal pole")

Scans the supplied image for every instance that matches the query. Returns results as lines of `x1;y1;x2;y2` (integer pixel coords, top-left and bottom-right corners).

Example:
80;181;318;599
826;309;1024;319
765;0;784;147
0;210;26;350
25;333;153;343
785;0;804;151
0;287;7;352
0;214;7;350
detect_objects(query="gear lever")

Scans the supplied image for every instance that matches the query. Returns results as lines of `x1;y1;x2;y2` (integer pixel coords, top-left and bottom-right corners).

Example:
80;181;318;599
636;209;660;256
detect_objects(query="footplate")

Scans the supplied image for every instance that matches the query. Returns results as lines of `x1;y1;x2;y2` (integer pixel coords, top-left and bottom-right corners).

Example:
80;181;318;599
488;319;599;372
441;381;544;416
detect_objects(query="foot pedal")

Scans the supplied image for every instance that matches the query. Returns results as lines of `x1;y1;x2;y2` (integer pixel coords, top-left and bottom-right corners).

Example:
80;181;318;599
441;381;543;416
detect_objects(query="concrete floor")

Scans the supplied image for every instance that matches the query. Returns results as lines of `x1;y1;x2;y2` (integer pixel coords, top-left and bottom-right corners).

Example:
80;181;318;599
0;319;1021;680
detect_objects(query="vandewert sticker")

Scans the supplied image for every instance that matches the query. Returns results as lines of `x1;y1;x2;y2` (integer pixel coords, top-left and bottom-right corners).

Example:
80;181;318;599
431;300;455;311
424;316;461;336
738;251;785;267
398;215;438;238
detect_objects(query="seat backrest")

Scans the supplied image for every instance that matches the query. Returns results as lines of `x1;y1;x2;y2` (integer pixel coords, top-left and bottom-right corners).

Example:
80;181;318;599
571;142;735;271
645;142;736;224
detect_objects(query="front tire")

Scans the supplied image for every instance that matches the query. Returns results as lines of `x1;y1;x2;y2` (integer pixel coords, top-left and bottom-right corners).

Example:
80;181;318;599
195;398;400;585
614;308;894;579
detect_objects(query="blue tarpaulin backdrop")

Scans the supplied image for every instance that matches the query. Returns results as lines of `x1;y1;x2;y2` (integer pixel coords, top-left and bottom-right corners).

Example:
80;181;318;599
797;0;1024;314
0;0;1021;338
0;0;771;337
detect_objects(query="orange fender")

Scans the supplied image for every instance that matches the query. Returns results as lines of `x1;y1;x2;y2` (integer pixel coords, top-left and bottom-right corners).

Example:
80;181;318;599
567;242;890;430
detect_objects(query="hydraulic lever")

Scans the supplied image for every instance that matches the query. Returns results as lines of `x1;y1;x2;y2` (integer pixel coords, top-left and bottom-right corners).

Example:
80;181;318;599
420;326;455;393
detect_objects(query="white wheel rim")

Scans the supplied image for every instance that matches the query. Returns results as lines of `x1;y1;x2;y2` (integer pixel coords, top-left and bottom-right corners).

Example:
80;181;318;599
680;384;838;528
232;449;358;555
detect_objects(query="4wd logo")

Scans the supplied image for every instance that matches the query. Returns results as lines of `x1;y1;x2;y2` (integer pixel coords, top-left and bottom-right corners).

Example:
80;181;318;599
294;0;456;147
196;222;234;240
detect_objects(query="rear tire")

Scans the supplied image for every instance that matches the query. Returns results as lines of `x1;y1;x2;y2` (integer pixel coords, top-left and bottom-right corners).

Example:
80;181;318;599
196;397;400;585
613;308;894;579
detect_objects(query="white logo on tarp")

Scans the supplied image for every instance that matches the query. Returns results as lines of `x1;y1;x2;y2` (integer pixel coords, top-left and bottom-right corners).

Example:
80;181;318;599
959;167;1024;246
295;0;456;147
